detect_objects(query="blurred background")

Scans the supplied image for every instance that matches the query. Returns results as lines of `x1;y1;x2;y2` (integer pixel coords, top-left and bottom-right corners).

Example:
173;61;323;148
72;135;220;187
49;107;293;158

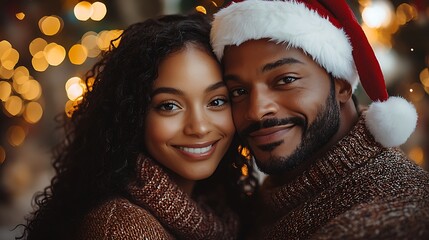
0;0;428;238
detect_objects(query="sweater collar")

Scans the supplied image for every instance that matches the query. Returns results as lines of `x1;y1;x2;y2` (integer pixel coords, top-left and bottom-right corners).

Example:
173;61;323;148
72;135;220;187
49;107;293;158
260;113;384;212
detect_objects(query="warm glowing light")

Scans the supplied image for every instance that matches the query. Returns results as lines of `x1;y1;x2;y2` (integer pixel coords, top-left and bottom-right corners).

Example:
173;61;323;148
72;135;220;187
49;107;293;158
0;40;12;63
97;30;123;50
425;86;429;95
16;12;25;20
0;66;14;79
362;0;394;28
195;6;207;14
0;40;11;51
7;125;26;147
32;51;49;72
420;68;429;87
4;95;23;116
0;81;12;101
1;48;19;70
408;83;425;102
66;77;86;101
68;44;88;65
74;1;93;21
396;3;418;25
211;1;218;7
0;146;5;164
82;32;101;57
44;43;66;66
39;15;62;36
23;101;43;124
67;83;85;101
65;76;82;90
241;164;248;176
238;145;252;161
29;38;48;56
91;2;107;21
87;77;95;91
65;99;80;118
21;80;42;101
408;147;424;166
13;66;30;85
411;48;414;52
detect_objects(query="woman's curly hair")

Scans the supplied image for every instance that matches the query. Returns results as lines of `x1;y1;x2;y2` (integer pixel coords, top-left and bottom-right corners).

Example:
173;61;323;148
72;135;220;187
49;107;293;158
18;12;257;239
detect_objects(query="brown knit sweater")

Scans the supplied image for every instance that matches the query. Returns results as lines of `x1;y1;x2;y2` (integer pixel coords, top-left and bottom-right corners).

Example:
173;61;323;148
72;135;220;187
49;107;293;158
257;114;429;239
78;156;239;239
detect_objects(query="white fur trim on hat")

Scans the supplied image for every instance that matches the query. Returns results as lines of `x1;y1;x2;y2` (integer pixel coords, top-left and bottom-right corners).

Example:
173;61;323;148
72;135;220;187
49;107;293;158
365;96;417;147
211;0;359;90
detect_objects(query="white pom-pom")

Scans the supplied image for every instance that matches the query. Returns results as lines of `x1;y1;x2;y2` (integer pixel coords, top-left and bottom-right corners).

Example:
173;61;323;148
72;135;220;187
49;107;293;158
365;96;417;147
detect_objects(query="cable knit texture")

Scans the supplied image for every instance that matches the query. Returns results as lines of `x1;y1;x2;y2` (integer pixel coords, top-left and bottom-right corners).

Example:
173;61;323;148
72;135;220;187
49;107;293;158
78;155;239;239
257;114;429;239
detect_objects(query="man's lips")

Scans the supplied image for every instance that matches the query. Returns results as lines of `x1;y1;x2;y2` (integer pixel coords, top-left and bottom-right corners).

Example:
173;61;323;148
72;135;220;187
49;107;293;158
247;124;295;146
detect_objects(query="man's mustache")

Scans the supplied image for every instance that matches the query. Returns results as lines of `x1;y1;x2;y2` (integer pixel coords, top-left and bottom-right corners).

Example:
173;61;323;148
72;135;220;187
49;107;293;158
239;117;307;137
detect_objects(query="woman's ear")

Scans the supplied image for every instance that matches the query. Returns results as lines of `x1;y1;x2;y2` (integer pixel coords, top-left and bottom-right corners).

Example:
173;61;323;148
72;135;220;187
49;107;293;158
334;78;352;104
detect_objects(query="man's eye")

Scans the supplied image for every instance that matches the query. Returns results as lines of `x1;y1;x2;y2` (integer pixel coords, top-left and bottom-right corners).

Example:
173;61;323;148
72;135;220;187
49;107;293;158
277;76;298;85
230;88;247;97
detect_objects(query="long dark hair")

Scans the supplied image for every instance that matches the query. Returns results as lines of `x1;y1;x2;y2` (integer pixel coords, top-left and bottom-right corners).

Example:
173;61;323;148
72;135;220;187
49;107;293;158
18;12;257;239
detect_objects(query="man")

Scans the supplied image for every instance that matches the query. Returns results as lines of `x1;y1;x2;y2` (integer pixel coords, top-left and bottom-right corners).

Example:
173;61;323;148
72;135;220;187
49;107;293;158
211;0;429;239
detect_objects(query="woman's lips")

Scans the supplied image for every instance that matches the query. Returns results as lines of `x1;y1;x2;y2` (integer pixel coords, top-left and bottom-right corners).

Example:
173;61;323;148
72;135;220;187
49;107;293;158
173;140;219;159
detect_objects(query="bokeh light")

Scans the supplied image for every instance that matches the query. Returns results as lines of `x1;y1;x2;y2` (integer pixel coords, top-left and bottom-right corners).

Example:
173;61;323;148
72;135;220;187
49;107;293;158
29;38;48;56
6;125;26;147
68;44;88;65
39;15;62;36
74;1;93;21
32;51;49;72
91;2;107;21
362;0;394;28
0;81;12;101
15;12;25;20
65;77;85;101
23;102;43;124
196;6;207;14
4;95;23;116
44;43;66;66
1;48;19;70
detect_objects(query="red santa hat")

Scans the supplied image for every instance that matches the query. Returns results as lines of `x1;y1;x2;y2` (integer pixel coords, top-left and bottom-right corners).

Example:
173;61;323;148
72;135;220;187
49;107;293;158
211;0;417;147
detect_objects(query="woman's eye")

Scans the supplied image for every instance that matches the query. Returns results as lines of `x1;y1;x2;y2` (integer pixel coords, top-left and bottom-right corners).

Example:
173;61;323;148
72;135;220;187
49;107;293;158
277;76;298;85
156;102;180;111
208;98;228;107
230;88;247;97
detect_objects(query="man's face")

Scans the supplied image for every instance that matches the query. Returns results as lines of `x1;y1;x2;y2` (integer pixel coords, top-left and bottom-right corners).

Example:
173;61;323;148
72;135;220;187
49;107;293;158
223;39;340;174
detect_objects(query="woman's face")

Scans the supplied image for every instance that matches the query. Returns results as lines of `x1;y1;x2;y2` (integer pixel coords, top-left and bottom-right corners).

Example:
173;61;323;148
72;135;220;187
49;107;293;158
144;45;234;192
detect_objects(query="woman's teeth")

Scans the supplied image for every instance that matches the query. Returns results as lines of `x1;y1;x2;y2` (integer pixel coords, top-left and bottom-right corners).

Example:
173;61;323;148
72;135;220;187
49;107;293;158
178;145;212;154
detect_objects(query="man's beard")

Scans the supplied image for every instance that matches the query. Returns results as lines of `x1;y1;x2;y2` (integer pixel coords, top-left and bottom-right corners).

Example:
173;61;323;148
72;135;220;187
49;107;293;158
240;82;340;175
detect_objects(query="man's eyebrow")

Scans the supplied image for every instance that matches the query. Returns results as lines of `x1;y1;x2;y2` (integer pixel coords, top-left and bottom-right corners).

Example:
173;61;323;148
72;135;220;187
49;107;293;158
223;57;304;83
223;74;240;83
151;81;226;97
262;57;304;72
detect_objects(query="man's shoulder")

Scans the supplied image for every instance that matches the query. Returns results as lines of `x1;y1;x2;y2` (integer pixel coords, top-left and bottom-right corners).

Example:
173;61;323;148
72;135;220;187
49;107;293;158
313;196;429;239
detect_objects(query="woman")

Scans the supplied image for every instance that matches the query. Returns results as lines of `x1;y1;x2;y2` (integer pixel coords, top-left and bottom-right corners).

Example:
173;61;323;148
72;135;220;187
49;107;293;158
19;13;256;239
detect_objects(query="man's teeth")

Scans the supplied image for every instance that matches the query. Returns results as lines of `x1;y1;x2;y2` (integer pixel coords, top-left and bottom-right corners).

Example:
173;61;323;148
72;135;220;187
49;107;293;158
178;145;212;154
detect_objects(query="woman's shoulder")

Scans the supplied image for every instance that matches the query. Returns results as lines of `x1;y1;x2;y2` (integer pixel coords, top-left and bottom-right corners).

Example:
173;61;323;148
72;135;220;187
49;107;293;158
78;197;174;239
